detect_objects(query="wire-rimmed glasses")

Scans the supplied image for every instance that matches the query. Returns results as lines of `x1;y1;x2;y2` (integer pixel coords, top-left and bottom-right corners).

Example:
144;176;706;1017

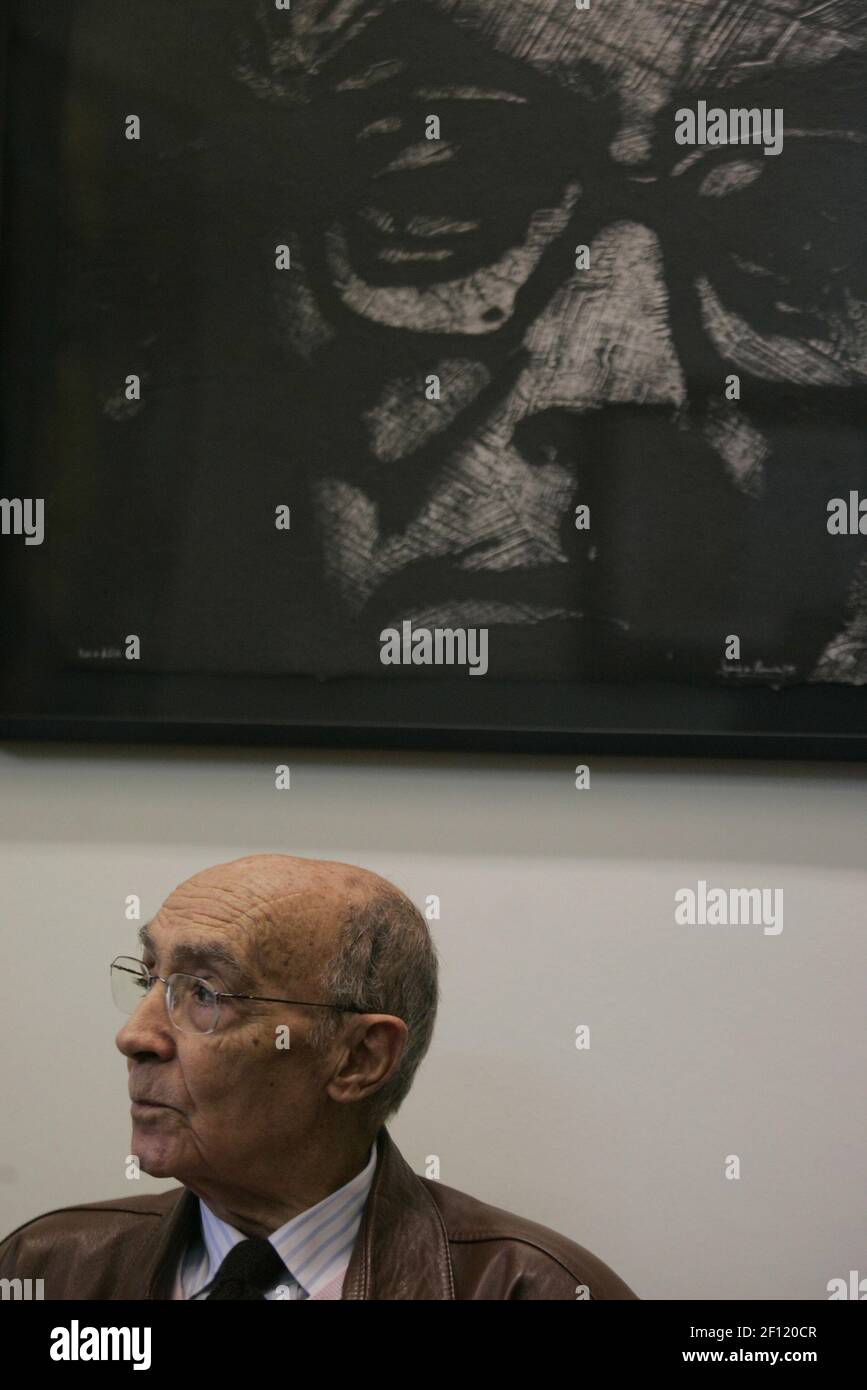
110;955;371;1035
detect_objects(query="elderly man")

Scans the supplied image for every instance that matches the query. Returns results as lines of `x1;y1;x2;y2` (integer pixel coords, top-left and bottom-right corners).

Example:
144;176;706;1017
0;854;636;1300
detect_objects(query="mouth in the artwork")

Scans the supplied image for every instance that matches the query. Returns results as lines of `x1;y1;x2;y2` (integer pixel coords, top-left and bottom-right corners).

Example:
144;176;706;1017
395;599;582;628
359;560;588;630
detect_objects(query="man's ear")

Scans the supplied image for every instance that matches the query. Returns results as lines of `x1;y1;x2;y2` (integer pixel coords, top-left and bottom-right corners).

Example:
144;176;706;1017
325;1015;408;1105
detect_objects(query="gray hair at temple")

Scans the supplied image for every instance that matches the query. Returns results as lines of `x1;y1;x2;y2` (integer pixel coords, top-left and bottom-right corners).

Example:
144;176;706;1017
307;882;439;1135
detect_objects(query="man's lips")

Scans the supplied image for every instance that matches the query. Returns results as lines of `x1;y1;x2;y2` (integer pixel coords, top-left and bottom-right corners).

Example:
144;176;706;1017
360;561;585;627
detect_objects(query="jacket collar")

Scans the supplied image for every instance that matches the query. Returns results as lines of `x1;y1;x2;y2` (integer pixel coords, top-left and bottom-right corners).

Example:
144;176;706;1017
143;1127;454;1300
342;1127;454;1299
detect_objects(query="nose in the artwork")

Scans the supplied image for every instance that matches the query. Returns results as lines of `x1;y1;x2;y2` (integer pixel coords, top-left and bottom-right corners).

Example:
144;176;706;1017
513;218;688;419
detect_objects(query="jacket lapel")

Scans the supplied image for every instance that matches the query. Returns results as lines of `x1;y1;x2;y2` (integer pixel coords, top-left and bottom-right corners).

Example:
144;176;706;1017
144;1188;201;1300
341;1128;455;1300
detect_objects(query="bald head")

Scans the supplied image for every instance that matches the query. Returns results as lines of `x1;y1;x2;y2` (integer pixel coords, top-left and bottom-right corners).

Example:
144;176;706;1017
157;853;415;1006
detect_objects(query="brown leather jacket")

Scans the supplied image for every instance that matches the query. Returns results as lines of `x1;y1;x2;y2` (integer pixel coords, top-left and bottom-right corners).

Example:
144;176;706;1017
0;1127;637;1299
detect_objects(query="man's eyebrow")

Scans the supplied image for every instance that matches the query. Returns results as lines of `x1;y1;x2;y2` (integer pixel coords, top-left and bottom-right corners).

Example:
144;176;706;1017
685;51;867;133
410;85;529;103
137;924;257;992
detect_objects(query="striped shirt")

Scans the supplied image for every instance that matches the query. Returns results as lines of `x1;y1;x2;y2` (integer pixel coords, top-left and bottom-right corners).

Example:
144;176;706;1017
173;1142;377;1301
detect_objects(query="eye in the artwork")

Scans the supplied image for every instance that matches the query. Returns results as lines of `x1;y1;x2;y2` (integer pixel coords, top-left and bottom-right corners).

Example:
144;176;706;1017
333;97;580;288
683;138;866;338
696;158;765;199
704;248;829;339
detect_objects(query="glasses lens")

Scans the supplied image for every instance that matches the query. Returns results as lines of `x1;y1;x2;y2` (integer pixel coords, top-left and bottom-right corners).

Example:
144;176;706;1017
111;958;151;1014
168;973;219;1034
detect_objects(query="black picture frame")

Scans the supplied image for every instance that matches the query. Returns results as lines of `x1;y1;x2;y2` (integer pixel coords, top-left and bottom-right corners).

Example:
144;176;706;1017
2;2;866;761
1;667;866;760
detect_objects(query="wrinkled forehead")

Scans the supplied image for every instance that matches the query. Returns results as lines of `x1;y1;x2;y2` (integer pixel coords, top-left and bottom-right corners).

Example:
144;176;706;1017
148;877;350;990
244;0;865;116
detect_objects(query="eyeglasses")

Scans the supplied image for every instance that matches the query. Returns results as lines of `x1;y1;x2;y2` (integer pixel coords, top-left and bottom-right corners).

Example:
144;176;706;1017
110;955;370;1036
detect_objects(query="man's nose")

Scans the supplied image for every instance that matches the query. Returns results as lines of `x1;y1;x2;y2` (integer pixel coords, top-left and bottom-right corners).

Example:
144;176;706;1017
517;218;687;414
115;980;176;1060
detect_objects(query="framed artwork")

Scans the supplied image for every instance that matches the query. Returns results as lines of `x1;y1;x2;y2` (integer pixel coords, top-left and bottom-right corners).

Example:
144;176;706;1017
1;0;866;756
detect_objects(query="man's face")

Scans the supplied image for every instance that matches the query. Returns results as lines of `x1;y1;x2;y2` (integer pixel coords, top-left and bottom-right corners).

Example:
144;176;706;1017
262;0;867;680
115;873;340;1188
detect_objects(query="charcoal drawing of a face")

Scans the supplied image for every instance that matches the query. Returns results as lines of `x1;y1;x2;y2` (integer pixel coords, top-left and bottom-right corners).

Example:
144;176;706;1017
236;0;867;682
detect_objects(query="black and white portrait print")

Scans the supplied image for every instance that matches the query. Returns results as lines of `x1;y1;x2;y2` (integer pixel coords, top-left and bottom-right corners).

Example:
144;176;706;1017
4;0;867;689
233;0;867;683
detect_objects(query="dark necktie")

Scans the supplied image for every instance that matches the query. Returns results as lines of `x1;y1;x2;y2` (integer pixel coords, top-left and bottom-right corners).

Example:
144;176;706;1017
205;1237;287;1300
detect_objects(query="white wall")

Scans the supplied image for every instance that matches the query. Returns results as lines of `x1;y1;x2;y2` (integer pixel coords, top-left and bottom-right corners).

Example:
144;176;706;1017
1;740;865;1300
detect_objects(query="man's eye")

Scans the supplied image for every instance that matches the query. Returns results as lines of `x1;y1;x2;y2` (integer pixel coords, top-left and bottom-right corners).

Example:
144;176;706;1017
334;99;581;286
705;253;829;338
192;983;215;1007
682;138;867;338
696;159;765;200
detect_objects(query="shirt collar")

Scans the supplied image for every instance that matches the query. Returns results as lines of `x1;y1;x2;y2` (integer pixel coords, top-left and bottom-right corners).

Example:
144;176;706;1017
195;1141;378;1299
